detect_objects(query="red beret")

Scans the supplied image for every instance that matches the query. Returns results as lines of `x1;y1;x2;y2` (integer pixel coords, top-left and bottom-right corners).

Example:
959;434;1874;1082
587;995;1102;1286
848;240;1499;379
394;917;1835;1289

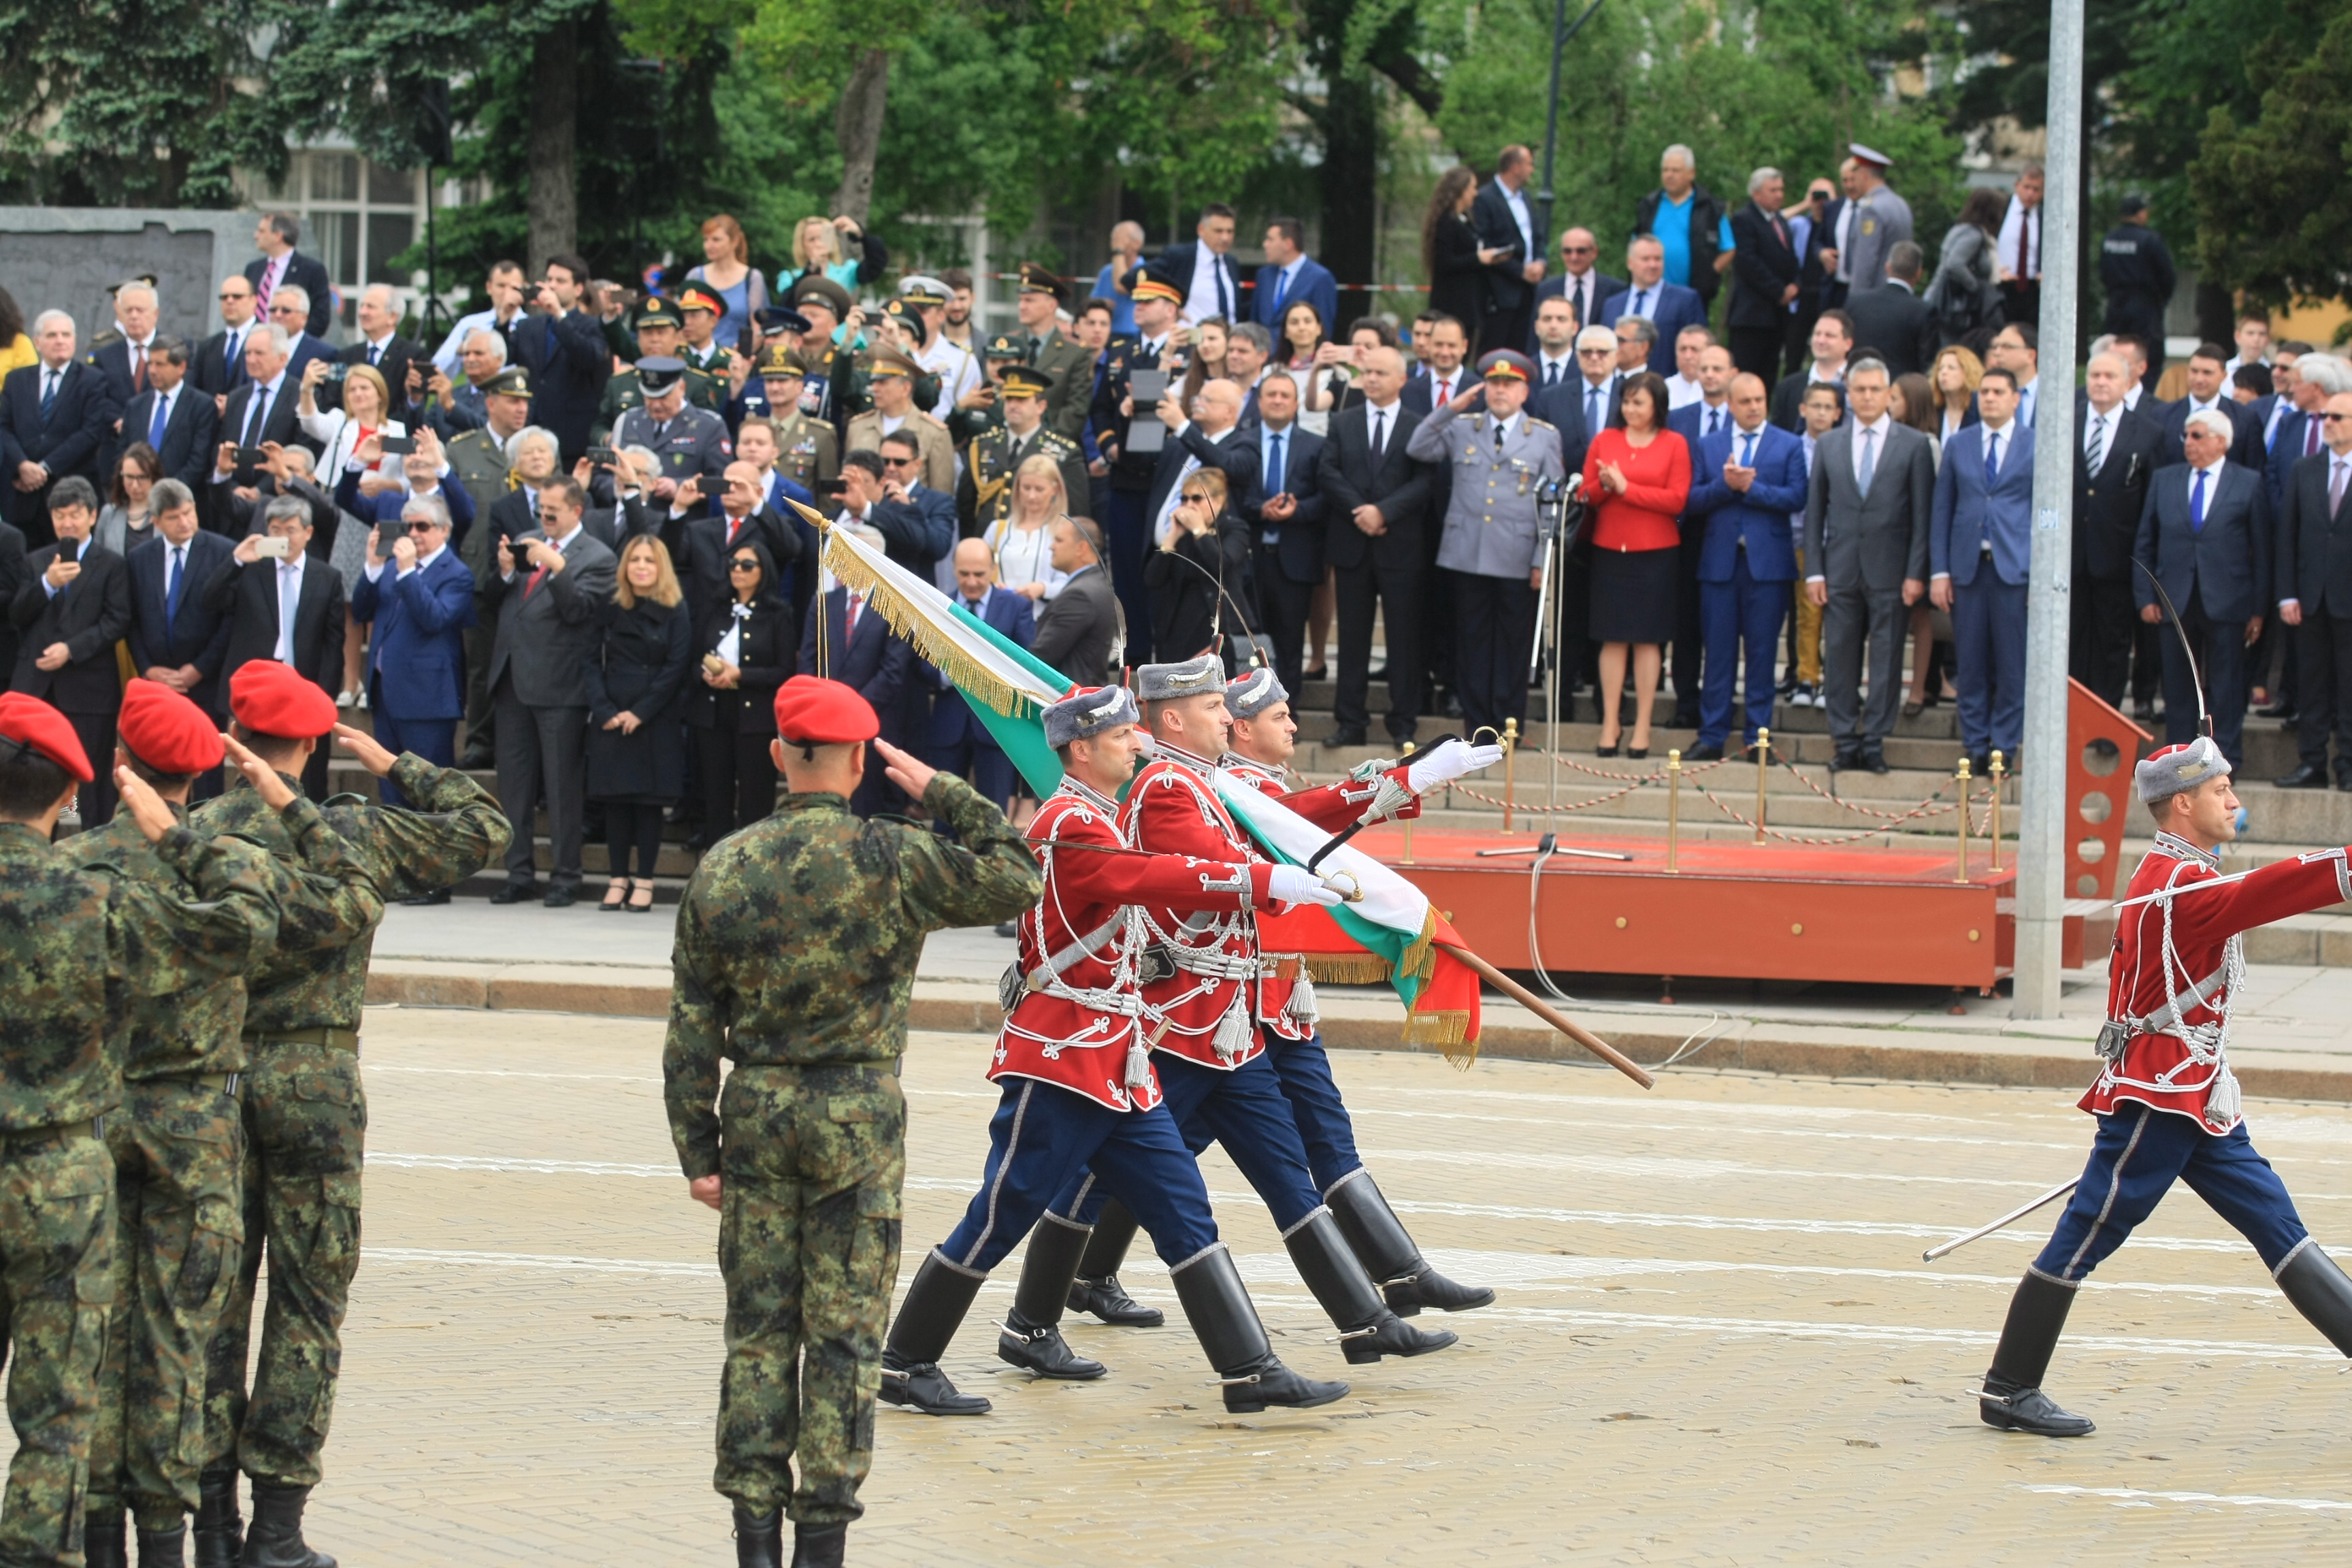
0;693;93;783
230;660;338;740
118;679;225;777
772;676;879;746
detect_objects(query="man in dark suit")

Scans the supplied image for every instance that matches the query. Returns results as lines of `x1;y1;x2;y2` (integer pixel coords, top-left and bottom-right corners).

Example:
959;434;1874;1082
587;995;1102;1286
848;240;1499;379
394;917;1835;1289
1242;374;1326;694
1931;368;2037;772
118;336;220;500
1318;346;1435;746
1028;518;1122;686
1156;204;1245;328
203;493;346;799
1801;357;1935;772
513;255;611;463
329;429;478;553
1250;218;1341;342
2159;343;2267;473
800;578;917;817
1396;314;1473;416
1770;310;1855;432
2068;352;2166;708
0;312;120;547
1727;169;1804;382
246;213;334;340
1786;175;1840;360
1531;227;1627;340
2136;410;2271;767
348;493;475;817
482;475;617;903
1684;373;1806;758
214;324;311;494
125;479;235;729
2272;387;2352;788
261;288;338;394
86;278;163;478
1844;242;1937;380
662;460;803;628
1597;238;1707;378
2265;354;2347;512
1471;144;1547;365
340;284;423;410
1090;264;1186;657
8;478;130;823
1140;379;1260;553
1666;346;1742;727
194;276;261;402
925;539;1036;808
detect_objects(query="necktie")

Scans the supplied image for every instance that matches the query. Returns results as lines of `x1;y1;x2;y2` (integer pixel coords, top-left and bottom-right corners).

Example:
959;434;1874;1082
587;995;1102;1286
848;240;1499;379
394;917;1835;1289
254;262;272;315
1705;407;1722;438
1494;420;1506;453
1544;361;1560;387
1572;278;1586;327
725;514;745;546
226;330;245;386
1215;259;1231;321
1268;431;1286;491
2190;468;2208;534
166;544;185;629
39;370;57;423
1271;269;1288;314
1740;431;1757;469
1857;427;1878;495
1633;289;1650;318
244;387;269;448
1369;409;1386;460
845;591;863;638
132;344;148;394
1026;336;1041;365
524;538;555;596
2086;416;2106;476
368;343;381;367
2333;459;2349;519
1772;214;1788;250
1586;385;1601;432
2308;417;2323;458
1984;429;2000;485
148;391;169;452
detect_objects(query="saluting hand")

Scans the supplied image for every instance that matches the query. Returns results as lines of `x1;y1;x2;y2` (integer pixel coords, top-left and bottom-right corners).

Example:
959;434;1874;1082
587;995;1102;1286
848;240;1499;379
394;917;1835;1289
875;738;936;800
223;733;299;809
118;766;179;844
333;722;399;777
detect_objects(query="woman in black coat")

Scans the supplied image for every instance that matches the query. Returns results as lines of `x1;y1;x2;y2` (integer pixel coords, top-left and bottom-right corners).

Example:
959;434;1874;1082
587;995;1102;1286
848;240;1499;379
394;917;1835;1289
687;538;795;842
1424;164;1501;351
1143;467;1250;664
585;533;695;911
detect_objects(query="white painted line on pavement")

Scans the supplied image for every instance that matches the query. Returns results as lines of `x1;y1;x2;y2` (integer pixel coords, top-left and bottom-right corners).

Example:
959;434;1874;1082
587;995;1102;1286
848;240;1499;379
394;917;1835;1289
371;1247;715;1277
2022;1484;2352;1512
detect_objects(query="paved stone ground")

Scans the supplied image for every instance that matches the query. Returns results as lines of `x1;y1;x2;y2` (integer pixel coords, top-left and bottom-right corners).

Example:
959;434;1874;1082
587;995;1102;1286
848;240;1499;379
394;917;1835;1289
116;1006;2352;1565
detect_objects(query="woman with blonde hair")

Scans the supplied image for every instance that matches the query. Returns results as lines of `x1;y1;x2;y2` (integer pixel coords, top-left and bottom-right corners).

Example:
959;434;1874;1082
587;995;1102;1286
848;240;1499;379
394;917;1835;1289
778;214;892;296
297;359;401;706
1930;344;1985;444
985;453;1071;600
587;533;693;911
685;213;768;355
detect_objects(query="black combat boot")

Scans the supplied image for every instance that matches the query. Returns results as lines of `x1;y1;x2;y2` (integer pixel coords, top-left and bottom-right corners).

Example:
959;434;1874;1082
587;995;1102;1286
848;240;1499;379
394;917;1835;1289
240;1482;336;1567
2276;1241;2352;1355
137;1520;188;1567
1065;1198;1164;1326
1979;1272;2095;1437
879;1249;993;1416
85;1511;127;1568
790;1522;848;1568
998;1213;1107;1380
193;1470;243;1568
1326;1169;1496;1316
1170;1244;1350;1414
1284;1207;1458;1365
731;1504;783;1568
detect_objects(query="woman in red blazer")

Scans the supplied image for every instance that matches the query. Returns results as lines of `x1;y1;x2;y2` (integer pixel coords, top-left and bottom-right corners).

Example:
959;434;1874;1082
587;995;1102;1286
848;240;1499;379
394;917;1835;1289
1581;371;1691;756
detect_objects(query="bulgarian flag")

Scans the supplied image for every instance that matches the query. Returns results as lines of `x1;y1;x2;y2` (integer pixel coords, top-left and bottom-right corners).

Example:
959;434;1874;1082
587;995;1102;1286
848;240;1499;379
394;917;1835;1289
817;519;1482;1057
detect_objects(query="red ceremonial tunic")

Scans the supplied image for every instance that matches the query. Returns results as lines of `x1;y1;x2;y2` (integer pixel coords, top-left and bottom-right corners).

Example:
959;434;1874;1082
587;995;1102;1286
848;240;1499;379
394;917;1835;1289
993;777;1277;1111
2085;834;2352;1134
1218;751;1420;1039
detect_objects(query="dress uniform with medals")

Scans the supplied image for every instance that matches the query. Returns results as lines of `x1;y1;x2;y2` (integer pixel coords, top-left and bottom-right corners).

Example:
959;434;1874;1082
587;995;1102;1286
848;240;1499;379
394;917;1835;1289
843;348;956;496
595;299;725;440
955;364;1088;537
874;299;945;414
943;335;1030;448
1404;349;1565;737
747;344;841;493
613;357;733;491
789;276;868;439
675;280;739;380
904;274;980;419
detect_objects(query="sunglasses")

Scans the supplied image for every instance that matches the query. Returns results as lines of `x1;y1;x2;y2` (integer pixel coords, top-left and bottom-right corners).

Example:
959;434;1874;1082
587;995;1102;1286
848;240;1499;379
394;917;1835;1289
2323;413;2352;423
728;558;762;570
405;521;438;533
1560;244;1596;256
219;291;251;302
879;455;915;467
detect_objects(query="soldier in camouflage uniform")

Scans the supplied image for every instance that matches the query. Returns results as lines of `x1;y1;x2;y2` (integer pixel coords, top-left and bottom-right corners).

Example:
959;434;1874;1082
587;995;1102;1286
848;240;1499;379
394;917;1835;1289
191;665;510;1568
70;683;384;1568
665;676;1039;1568
0;692;289;1568
594;298;727;442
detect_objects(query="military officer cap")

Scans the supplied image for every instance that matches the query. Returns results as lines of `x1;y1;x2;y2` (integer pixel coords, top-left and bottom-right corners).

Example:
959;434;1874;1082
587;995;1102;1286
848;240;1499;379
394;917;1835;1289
1477;348;1536;382
1017;263;1068;304
755;304;813;336
900;274;953;306
755;342;806;378
2136;736;2232;802
634;297;685;331
881;297;929;347
1136;653;1226;703
0;693;92;783
483;365;532;398
791;275;854;318
120;679;225;776
983;333;1026;361
1848;142;1894;169
677;281;726;317
1044;685;1141;749
1125;263;1186;306
1224;667;1288;721
868;345;923;380
636;356;690;395
773;675;880;747
997;364;1055;399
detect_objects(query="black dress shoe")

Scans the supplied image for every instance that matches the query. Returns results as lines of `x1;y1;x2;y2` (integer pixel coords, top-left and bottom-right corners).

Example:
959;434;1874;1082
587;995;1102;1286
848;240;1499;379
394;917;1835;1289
879;1354;992;1416
1863;748;1891;775
542;887;578;909
489;883;539;905
1683;742;1725;762
2276;763;2330;789
1979;1375;2095;1437
1830;749;1859;772
996;1316;1107;1379
1329;726;1368;747
399;887;451;906
1967;753;1991;778
2257;700;2298;719
459;747;494;770
1670;709;1700;730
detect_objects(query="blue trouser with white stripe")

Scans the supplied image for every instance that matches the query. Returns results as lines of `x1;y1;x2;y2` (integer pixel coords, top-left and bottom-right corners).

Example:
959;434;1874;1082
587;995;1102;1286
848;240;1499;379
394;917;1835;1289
1051;1051;1324;1232
936;1079;1219;1274
2031;1104;2312;1285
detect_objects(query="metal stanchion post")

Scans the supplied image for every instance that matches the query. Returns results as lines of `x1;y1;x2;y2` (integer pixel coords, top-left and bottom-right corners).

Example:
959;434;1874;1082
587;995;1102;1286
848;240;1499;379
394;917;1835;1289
1955;756;1974;883
1989;751;2006;872
1665;747;1682;872
1401;740;1416;865
1503;717;1519;834
1753;725;1770;845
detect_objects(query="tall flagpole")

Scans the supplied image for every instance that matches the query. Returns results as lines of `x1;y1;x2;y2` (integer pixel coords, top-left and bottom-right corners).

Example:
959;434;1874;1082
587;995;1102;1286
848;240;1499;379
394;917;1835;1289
2014;0;2085;1019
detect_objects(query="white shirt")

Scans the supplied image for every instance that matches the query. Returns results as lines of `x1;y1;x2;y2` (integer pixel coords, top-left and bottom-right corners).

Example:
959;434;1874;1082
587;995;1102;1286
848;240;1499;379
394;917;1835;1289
1621;285;1661;320
1182;246;1238;327
2223;353;2269;380
430;306;522;376
1809;359;1847;386
1534;349;1577;389
2014;376;2039;428
1558;271;1601;327
2082;405;2120;472
238;372;289;444
1501;180;1536;259
986;517;1068;599
917;336;981;417
1424;365;1466;409
1663;374;1704;410
272;553;306;664
1688;398;1731;438
361;331;398;367
1849;413;1893;485
2123;382;2146;412
1979;416;2016;476
1995;197;2040;281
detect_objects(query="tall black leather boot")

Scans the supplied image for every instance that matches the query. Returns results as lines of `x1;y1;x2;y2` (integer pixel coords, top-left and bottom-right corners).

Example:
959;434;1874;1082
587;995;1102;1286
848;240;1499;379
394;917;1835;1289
880;1249;993;1415
1170;1243;1351;1414
999;1213;1107;1379
240;1482;336;1567
1980;1272;2095;1437
790;1522;848;1568
1066;1198;1164;1326
193;1470;243;1568
1284;1207;1458;1365
2277;1241;2352;1355
85;1511;127;1568
1325;1169;1495;1316
731;1505;783;1568
137;1520;188;1567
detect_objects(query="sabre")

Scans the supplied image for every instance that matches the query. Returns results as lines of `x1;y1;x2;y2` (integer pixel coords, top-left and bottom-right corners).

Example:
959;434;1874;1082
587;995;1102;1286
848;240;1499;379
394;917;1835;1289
2134;559;2212;739
1921;1177;2080;1262
2111;866;2257;910
1304;738;1457;875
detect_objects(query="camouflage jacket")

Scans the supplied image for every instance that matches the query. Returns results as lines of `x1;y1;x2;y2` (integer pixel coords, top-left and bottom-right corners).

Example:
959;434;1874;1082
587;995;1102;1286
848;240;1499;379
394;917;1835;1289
665;774;1041;1179
0;817;282;1132
71;798;385;1079
192;755;510;1034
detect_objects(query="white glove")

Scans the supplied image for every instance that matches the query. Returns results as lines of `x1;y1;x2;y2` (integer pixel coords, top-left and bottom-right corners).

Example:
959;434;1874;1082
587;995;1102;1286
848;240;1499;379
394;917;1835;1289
1266;864;1345;907
1407;742;1505;793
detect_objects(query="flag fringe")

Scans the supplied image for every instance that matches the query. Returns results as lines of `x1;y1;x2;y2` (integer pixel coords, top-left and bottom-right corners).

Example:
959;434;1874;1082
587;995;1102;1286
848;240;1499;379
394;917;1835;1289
1398;907;1439;984
823;536;1041;719
1303;953;1395;986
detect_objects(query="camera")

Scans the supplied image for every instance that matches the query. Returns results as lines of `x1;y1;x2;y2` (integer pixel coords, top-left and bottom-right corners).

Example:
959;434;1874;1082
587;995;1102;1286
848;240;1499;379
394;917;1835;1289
323;363;349;382
814;478;848;497
378;435;416;457
585;446;618;467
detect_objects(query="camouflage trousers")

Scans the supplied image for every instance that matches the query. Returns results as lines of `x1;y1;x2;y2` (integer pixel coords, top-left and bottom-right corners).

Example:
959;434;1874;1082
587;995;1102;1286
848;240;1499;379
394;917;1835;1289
201;1041;363;1490
716;1062;904;1525
0;1130;114;1568
87;1080;242;1533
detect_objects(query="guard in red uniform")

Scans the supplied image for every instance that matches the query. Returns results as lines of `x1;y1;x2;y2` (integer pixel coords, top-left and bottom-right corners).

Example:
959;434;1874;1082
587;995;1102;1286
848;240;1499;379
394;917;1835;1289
1067;667;1509;1326
882;684;1355;1419
1035;655;1459;1366
1980;735;2352;1437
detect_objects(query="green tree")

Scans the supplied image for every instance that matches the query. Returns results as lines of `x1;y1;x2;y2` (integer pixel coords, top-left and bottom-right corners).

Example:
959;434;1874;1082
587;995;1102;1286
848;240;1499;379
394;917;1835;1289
2188;0;2352;309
